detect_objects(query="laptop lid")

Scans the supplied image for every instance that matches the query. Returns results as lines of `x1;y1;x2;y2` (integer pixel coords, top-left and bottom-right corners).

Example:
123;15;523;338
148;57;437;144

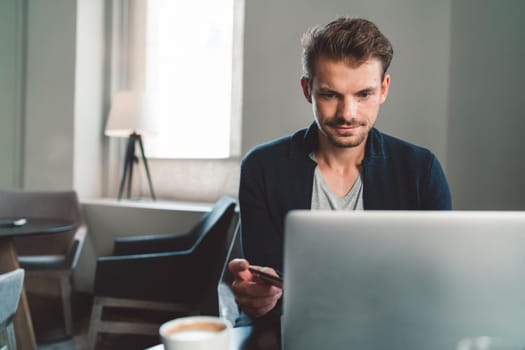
282;211;525;350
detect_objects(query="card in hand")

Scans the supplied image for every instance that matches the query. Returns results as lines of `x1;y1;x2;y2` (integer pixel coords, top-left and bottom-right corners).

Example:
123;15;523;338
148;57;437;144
248;266;283;288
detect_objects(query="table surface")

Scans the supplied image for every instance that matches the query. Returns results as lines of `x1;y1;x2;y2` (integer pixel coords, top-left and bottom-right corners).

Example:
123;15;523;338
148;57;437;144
0;217;76;237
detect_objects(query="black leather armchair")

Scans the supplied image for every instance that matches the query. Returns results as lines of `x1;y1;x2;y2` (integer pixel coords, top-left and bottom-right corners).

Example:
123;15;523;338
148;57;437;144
87;196;237;349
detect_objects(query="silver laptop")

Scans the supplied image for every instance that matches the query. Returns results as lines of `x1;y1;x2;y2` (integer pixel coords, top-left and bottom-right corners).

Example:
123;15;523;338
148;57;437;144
282;211;525;350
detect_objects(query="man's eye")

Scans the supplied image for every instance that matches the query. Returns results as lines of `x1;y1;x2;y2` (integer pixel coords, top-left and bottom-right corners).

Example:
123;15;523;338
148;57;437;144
321;93;337;99
358;91;372;99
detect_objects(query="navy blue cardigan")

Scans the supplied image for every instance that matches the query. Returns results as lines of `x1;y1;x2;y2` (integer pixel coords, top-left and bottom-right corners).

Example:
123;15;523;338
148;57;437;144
239;123;452;273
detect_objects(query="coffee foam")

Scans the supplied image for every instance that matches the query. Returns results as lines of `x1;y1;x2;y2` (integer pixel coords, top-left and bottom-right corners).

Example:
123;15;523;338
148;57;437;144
165;321;226;341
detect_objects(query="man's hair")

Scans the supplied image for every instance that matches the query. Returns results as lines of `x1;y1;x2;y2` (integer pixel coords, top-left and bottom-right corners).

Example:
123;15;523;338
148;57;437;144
301;17;393;81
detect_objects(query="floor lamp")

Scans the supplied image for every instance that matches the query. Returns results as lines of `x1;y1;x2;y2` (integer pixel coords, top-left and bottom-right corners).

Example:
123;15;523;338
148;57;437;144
105;91;156;200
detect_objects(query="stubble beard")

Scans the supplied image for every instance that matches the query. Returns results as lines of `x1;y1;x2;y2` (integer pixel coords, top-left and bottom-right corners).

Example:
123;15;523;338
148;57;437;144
321;120;371;148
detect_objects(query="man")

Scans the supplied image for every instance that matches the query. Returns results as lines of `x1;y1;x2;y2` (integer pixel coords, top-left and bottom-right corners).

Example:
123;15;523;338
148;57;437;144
228;17;451;323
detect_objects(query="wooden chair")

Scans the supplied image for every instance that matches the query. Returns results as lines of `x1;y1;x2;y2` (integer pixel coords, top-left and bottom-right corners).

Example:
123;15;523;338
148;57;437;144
87;196;237;349
0;190;88;337
0;269;25;350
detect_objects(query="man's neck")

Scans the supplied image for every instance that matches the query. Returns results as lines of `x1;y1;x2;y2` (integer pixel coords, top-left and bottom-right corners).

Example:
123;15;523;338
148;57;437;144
315;138;366;172
314;139;365;197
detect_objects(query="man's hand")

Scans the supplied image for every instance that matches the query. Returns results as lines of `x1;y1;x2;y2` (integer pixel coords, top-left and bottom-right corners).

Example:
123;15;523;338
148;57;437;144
228;258;283;318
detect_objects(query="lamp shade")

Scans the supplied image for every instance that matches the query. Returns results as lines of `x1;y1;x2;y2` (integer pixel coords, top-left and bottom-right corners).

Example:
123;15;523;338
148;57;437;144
105;91;155;137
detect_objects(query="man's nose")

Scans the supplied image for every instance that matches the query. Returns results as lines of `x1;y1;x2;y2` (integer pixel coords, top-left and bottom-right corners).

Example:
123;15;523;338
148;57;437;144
338;97;357;120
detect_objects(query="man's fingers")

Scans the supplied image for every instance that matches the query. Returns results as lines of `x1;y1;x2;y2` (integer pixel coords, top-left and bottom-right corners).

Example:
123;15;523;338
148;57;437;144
232;279;282;297
242;305;276;319
228;258;252;281
228;259;283;318
228;258;249;273
228;259;283;317
236;289;283;318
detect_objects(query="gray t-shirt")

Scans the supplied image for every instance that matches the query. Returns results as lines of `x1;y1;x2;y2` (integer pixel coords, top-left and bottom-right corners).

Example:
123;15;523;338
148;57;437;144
309;153;364;210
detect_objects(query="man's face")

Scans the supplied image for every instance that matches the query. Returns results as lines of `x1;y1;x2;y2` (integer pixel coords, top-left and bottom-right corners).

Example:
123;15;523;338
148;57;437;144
301;56;390;149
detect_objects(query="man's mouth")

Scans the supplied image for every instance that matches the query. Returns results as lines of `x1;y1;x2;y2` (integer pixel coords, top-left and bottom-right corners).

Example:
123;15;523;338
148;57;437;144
336;124;358;130
330;122;364;134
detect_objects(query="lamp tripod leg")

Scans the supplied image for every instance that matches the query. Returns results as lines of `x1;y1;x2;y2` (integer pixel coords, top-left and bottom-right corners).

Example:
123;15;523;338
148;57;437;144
117;136;135;200
126;135;137;199
137;135;156;200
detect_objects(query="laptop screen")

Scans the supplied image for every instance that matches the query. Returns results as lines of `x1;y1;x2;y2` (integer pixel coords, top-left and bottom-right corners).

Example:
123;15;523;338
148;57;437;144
282;211;525;350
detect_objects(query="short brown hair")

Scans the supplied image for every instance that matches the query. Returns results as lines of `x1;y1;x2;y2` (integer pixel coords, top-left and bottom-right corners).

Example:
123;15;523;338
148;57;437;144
301;17;393;81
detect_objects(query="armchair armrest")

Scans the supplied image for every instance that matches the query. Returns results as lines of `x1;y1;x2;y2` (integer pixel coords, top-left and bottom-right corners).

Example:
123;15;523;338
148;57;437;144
18;224;88;271
94;250;211;303
113;232;195;255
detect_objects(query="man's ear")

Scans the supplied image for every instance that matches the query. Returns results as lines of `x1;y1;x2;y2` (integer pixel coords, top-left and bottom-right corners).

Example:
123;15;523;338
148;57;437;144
300;77;312;103
380;74;391;104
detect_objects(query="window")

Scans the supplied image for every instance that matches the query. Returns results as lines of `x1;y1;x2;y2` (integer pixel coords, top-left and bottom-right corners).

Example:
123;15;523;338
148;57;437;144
138;0;243;159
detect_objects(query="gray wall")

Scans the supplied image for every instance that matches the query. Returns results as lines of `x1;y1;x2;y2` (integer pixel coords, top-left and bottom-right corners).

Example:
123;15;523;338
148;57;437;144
447;0;525;209
0;0;24;189
73;0;105;198
241;0;451;171
3;0;105;198
23;0;77;190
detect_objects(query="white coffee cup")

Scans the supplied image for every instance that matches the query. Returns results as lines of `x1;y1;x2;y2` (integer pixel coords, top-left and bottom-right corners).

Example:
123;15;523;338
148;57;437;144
159;316;231;350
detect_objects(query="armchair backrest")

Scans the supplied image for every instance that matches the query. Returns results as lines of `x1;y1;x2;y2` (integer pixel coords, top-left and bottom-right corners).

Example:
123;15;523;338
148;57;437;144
0;190;85;257
190;196;237;251
185;196;237;313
